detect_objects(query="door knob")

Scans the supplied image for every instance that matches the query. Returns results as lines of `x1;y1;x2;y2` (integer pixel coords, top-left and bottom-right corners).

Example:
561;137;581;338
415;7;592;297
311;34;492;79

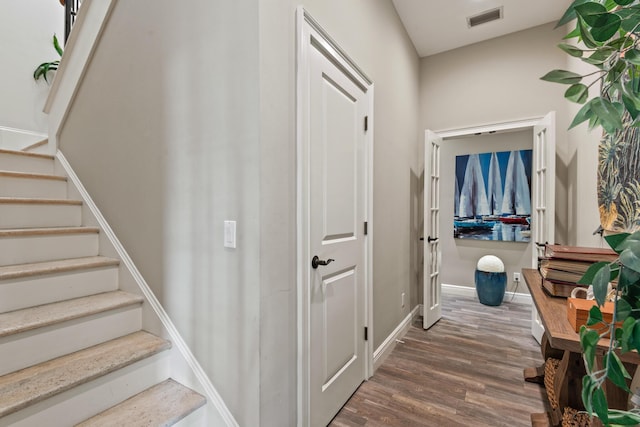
427;236;439;243
312;256;335;269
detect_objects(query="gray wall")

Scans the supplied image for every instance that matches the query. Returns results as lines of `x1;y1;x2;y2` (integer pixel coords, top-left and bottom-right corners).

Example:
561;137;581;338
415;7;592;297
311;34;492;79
419;23;608;302
441;131;533;292
58;0;420;425
59;1;261;425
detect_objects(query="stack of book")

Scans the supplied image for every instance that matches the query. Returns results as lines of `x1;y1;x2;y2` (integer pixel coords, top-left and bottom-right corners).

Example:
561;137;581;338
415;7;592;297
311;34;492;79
539;244;618;297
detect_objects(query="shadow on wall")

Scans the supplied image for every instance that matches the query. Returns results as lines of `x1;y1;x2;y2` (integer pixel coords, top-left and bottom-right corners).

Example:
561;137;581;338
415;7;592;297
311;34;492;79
410;167;424;308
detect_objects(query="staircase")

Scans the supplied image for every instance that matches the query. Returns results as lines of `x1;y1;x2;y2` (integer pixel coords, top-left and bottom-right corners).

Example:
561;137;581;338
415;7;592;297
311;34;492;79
0;148;206;426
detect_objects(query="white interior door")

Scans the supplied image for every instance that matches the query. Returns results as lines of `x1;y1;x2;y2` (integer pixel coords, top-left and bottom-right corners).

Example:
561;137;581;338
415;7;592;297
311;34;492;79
423;130;442;329
302;22;371;427
531;112;556;343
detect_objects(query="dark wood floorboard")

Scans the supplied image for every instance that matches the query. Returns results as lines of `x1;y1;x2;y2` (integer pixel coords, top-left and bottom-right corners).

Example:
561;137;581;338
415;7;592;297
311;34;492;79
330;292;548;426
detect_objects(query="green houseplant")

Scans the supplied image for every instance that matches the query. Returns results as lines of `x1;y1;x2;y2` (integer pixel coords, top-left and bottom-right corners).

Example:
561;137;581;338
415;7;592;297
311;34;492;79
33;34;63;83
542;0;640;425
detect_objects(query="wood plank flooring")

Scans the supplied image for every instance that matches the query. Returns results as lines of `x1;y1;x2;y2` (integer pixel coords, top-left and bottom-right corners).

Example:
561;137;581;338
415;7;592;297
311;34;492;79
330;292;549;426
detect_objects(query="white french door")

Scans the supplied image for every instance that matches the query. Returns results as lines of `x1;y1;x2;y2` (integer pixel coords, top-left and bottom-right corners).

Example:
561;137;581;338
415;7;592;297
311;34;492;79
423;130;442;330
531;112;556;343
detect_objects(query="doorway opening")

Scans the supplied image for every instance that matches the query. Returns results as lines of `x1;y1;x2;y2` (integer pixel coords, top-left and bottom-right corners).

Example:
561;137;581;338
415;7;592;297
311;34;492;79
423;114;555;342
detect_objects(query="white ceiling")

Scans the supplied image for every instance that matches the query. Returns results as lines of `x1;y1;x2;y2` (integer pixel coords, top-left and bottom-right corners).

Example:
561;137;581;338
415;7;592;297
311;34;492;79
391;0;573;57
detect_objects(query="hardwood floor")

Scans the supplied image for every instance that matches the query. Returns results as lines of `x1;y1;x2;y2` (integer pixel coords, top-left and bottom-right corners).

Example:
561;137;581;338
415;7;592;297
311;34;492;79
330;292;549;426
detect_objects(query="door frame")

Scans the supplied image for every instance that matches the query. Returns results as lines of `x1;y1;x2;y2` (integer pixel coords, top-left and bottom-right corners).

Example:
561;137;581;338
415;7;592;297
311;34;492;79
296;7;374;426
423;114;555;327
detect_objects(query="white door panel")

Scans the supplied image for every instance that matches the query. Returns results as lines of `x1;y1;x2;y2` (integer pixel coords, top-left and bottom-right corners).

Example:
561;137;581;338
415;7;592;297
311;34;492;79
531;112;556;343
423;130;442;330
307;32;369;427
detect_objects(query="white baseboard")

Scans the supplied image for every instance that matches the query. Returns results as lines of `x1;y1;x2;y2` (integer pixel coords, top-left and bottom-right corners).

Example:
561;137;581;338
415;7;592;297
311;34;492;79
373;305;420;371
442;283;531;305
56;151;238;427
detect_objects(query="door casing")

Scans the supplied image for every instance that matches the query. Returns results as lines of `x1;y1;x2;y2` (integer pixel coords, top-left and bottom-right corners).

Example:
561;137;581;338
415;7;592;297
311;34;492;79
296;7;374;426
423;115;555;340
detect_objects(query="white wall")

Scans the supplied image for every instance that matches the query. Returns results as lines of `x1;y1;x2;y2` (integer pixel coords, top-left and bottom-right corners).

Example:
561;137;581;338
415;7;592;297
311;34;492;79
441;131;533;292
57;0;420;425
1;0;63;141
419;22;607;293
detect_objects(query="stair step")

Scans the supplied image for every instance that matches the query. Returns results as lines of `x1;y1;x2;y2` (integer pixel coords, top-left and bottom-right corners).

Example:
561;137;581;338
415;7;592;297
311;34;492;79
0;290;142;338
0;171;67;199
0;256;120;315
20;138;48;153
76;379;206;427
0;149;54;175
0;331;171;418
0;197;82;229
0;227;99;266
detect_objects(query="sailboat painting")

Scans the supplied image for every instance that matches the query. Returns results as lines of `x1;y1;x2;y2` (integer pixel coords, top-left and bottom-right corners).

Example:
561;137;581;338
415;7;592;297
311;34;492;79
454;149;533;242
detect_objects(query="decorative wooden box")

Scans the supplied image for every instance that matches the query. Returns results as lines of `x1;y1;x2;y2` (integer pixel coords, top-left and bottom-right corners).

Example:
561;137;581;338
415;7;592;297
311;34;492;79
567;298;617;333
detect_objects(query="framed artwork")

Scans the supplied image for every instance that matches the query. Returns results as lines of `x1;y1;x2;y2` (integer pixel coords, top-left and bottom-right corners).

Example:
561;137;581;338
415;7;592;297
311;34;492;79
454;149;532;242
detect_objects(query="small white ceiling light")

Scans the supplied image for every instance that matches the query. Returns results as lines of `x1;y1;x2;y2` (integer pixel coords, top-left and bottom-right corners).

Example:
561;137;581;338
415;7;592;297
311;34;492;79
467;7;504;28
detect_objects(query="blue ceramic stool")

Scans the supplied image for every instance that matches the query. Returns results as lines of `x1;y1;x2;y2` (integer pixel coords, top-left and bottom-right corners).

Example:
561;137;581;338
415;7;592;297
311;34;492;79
475;270;507;306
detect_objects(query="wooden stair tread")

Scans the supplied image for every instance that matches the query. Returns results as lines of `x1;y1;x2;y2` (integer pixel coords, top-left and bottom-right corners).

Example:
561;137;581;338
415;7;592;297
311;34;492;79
0;256;119;280
0;197;82;205
0;331;171;418
0;170;66;181
0;148;53;160
0;226;99;238
20;139;48;152
0;291;143;338
76;379;206;426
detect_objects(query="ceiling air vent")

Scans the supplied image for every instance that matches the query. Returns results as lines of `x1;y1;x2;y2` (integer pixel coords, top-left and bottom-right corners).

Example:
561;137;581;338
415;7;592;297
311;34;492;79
467;7;503;28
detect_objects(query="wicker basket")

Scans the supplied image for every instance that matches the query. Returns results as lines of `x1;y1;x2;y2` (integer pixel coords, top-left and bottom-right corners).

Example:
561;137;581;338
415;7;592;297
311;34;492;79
545;358;561;410
562;407;591;427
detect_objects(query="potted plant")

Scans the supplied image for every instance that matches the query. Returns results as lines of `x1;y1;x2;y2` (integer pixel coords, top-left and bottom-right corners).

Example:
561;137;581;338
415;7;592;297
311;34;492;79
543;0;640;424
33;34;63;83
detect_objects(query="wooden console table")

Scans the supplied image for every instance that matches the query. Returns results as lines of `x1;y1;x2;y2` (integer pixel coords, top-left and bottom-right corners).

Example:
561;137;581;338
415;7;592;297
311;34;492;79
523;268;640;426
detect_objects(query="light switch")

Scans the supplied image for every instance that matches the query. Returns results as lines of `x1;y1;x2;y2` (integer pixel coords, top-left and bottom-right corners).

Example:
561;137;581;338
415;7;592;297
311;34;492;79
224;221;236;248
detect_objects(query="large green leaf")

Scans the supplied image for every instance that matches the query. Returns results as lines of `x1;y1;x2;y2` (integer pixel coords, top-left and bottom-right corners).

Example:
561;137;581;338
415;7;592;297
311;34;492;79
590;13;621;42
624;49;640;65
619;266;640;292
558;43;584;57
614;0;636;6
579;261;610;284
578;16;600;48
593;263;612;305
608;409;640;425
621;317;636;353
582;375;598;414
605;352;632;392
621;246;640;273
622;93;640;120
52;34;63;57
557;0;593;27
576;2;609;26
540;69;583;84
591;97;624;133
569;98;596;129
616;5;640;32
581;327;601;371
587;305;604;325
565;83;589;103
593;386;610;424
606;232;631;253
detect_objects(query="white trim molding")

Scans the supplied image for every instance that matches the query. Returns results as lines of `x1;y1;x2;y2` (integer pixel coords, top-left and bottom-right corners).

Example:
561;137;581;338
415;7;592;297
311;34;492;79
373;305;421;371
443;283;532;305
56;151;238;427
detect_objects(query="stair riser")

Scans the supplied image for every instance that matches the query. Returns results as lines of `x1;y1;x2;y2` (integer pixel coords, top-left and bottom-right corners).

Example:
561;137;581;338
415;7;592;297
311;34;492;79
0;353;171;427
0;234;99;266
0;204;82;229
0;306;142;376
0;177;67;199
0;154;53;176
0;267;119;313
